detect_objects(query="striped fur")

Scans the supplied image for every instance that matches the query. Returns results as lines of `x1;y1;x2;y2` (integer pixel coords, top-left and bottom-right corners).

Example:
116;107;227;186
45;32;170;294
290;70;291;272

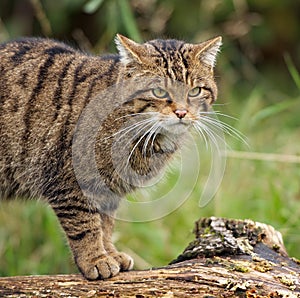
0;34;221;279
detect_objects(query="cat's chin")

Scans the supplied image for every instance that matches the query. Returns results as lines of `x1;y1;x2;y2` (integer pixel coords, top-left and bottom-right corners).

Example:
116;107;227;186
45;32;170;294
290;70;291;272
161;119;190;135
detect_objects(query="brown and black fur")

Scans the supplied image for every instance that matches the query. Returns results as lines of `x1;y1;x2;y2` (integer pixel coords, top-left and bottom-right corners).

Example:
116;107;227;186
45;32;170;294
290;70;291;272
0;34;221;279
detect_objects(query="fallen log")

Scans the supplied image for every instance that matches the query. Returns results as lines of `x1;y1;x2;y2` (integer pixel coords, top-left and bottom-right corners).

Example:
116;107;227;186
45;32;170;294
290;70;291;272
0;217;299;297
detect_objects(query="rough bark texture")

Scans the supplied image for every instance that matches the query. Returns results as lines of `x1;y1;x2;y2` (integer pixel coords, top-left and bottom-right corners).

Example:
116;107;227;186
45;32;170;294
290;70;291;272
1;217;299;298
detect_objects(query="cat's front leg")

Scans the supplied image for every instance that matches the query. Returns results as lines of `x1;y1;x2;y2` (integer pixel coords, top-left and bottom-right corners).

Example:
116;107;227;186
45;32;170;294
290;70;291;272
52;201;120;280
101;212;134;272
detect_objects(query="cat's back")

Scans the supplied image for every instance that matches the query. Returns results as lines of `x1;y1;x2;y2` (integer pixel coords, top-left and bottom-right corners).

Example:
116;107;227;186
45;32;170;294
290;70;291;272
0;37;76;64
0;37;119;199
0;38;85;88
0;37;118;98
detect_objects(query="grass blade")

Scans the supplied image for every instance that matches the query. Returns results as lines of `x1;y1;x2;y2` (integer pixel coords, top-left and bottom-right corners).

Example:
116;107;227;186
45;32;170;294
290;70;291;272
118;0;142;42
284;54;300;90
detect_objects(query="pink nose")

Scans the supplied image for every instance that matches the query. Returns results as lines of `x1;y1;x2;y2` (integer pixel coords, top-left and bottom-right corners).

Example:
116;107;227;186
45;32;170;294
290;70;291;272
174;109;187;119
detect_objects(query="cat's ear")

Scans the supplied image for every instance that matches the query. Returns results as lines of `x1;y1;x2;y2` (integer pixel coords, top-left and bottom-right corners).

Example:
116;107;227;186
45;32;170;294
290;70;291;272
193;36;222;68
115;34;145;64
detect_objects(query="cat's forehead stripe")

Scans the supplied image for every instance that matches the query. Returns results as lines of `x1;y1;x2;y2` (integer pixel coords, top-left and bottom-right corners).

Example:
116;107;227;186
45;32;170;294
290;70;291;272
147;40;188;82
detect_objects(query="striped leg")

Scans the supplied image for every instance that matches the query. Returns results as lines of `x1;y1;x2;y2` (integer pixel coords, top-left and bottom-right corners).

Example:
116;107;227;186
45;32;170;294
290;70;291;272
50;196;121;280
101;212;134;271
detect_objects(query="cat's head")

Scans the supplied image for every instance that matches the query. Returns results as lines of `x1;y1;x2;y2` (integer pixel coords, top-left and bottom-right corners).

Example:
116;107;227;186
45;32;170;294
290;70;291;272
115;34;222;133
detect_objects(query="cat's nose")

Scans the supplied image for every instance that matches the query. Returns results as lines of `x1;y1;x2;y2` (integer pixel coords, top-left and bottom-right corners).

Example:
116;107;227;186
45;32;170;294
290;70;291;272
174;109;187;119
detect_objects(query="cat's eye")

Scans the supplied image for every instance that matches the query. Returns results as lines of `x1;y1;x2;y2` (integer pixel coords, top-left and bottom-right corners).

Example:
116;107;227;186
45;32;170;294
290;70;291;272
152;88;169;98
188;87;202;97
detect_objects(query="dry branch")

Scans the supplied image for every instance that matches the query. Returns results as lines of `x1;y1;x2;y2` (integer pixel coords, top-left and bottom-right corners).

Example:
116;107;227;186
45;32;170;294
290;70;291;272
0;217;299;298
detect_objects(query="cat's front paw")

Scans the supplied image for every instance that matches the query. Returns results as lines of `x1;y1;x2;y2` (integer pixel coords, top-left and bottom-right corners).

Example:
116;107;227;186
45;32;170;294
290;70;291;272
111;251;134;271
78;254;120;280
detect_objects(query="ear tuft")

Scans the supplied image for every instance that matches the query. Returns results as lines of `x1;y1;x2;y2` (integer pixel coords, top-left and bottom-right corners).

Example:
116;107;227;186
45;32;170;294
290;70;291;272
195;36;222;68
115;34;143;65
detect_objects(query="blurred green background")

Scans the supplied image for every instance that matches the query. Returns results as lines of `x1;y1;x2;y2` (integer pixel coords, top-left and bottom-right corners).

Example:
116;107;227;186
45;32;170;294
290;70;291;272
0;0;299;276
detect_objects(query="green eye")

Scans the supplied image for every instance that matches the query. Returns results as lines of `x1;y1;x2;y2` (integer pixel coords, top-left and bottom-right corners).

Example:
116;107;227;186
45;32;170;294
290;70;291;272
188;87;202;97
152;88;168;98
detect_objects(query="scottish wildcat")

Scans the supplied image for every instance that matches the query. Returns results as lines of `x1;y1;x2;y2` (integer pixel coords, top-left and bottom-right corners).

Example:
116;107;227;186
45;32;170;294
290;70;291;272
0;34;221;279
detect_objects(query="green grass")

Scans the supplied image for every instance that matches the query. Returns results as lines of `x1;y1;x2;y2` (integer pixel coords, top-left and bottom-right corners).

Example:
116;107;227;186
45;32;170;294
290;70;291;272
0;201;76;276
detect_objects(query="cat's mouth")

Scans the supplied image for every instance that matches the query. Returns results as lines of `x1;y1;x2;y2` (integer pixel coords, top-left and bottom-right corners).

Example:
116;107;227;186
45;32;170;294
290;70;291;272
163;117;191;126
161;118;191;134
170;120;189;126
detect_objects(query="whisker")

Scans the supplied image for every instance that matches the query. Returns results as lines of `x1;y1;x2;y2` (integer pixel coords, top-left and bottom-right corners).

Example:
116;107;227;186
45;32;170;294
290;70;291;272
149;124;164;155
200;120;239;148
142;122;161;157
200;110;238;121
104;117;156;140
126;121;159;167
199;113;248;146
192;122;209;149
212;103;229;107
113;119;158;175
117;119;156;149
194;121;225;155
114;111;159;121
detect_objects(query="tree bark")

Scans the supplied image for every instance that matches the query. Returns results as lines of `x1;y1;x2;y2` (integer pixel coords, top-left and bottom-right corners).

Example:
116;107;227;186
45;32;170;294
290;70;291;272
0;217;299;298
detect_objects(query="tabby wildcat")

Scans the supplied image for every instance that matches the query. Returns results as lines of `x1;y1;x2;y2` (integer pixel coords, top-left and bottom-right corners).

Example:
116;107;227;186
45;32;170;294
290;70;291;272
0;34;221;280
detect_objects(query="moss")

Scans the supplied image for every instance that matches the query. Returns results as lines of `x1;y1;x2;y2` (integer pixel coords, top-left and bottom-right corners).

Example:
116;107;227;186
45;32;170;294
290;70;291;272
253;264;272;273
272;244;280;252
291;257;300;265
252;257;273;273
232;263;250;273
205;258;214;265
275;275;295;287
